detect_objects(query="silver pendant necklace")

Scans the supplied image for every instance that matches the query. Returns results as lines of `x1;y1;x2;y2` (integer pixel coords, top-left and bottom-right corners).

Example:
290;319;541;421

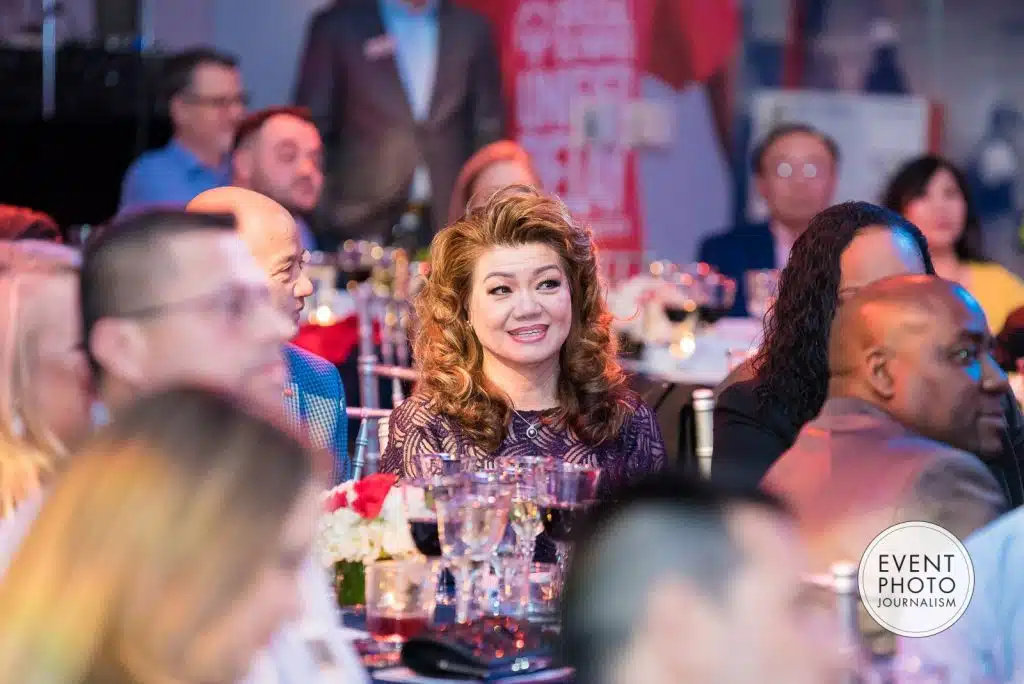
512;408;541;439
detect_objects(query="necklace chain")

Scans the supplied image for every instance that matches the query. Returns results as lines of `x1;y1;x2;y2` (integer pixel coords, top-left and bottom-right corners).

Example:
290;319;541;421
512;407;541;439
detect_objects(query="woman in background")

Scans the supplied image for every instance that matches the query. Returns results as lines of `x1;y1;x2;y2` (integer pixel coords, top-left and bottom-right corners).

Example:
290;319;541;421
0;241;88;519
447;140;539;224
882;154;1024;331
0;386;323;684
383;187;665;488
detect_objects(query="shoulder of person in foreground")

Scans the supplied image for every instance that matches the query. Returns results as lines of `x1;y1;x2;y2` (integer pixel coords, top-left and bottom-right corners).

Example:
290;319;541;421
899;507;1024;684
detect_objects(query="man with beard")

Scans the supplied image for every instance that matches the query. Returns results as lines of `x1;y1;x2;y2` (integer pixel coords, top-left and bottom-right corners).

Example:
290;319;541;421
232;107;324;251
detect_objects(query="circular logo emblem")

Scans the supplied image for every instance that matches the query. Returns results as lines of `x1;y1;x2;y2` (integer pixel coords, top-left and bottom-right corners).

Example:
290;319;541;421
858;521;974;638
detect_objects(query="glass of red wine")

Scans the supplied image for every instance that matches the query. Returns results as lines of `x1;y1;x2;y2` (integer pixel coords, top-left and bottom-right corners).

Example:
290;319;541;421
364;557;440;652
402;476;462;606
540;462;602;582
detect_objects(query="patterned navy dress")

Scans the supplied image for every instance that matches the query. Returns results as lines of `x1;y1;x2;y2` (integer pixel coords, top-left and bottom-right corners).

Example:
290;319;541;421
380;390;667;493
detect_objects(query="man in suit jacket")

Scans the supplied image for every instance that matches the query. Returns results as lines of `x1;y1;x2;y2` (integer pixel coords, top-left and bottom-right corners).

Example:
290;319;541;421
188;188;350;483
698;123;838;316
763;276;1008;649
293;0;504;250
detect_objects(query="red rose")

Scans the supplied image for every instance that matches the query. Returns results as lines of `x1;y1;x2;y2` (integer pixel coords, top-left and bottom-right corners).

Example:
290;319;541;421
324;488;349;513
351;474;398;519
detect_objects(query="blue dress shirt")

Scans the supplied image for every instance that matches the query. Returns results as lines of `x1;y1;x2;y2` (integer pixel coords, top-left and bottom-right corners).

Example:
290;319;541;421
119;140;231;213
379;0;438;202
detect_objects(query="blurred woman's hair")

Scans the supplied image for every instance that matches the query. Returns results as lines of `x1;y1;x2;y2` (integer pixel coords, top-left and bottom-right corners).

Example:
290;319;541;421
448;140;539;224
754;201;935;429
0;242;81;516
0;386;321;683
418;186;630;452
881;154;984;261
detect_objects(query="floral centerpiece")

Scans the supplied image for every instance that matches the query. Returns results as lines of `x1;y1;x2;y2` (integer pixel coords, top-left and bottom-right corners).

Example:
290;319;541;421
318;473;419;607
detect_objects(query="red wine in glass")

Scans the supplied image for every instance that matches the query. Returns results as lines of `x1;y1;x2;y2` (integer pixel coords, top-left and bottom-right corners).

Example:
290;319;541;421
409;519;442;557
367;614;430;642
541;503;587;543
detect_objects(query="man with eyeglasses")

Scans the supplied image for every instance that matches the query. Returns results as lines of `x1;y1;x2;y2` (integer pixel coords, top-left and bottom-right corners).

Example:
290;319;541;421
81;209;293;416
699;123;839;317
118;49;248;213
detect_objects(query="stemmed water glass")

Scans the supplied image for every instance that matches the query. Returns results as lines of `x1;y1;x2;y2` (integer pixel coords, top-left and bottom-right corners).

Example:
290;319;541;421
436;473;512;623
418;452;462;478
540;462;602;581
498;456;548;560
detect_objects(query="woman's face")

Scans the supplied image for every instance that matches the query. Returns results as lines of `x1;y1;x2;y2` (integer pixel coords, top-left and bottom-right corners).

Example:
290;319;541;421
29;275;91;448
467;242;573;374
185;480;320;683
901;167;967;253
468;160;538;210
838;226;928;302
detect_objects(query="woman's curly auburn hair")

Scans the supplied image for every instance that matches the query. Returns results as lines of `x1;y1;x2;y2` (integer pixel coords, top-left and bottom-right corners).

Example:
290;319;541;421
414;186;631;452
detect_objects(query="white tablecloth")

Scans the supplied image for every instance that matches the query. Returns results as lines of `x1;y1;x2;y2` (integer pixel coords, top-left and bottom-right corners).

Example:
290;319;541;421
623;318;763;387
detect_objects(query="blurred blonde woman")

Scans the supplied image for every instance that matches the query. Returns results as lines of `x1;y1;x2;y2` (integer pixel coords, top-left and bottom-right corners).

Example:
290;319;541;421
0;386;325;684
0;240;89;518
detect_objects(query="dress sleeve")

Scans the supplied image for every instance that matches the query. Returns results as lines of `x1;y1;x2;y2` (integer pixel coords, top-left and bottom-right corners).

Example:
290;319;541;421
379;397;446;479
613;400;667;489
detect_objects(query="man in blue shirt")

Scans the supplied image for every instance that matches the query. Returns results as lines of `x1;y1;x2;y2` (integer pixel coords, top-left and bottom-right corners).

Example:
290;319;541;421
119;48;247;213
231;107;323;251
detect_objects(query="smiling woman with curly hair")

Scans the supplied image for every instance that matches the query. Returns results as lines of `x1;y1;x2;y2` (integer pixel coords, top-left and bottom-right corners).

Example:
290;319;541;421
380;187;665;488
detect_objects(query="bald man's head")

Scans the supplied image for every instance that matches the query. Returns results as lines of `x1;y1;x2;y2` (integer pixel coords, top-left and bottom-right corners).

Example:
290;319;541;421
828;274;1009;455
188;187;312;327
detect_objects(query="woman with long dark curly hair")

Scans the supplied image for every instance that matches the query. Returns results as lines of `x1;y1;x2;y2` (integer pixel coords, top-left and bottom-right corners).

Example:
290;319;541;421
380;187;665;487
712;201;1024;507
711;202;934;484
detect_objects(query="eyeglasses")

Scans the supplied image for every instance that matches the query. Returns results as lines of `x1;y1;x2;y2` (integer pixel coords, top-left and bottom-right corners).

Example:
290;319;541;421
182;92;250;109
773;161;823;180
117;283;272;323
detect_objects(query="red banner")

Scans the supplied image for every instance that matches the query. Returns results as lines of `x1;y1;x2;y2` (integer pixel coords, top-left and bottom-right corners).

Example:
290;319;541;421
457;0;738;276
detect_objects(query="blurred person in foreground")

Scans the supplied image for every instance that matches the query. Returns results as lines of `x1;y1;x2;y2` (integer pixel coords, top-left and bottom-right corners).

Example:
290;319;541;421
81;208;368;682
231;106;324;251
447;140;539;224
0;386;323;684
763;275;1006;575
561;473;838;684
699;123;839;317
901;496;1024;683
187;187;349;482
82;209;293;417
0;205;62;242
119;49;247;213
380;187;665;487
0;242;88;523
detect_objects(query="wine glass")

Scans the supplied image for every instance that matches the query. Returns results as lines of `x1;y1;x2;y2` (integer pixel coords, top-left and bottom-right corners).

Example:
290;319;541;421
498;457;548;561
403;476;462;607
418;452;461;478
540;462;602;581
746;269;780;323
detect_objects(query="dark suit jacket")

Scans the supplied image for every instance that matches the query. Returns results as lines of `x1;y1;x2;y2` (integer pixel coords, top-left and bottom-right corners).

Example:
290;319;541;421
293;0;504;245
762;397;1006;655
697;221;776;317
712;376;1024;509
